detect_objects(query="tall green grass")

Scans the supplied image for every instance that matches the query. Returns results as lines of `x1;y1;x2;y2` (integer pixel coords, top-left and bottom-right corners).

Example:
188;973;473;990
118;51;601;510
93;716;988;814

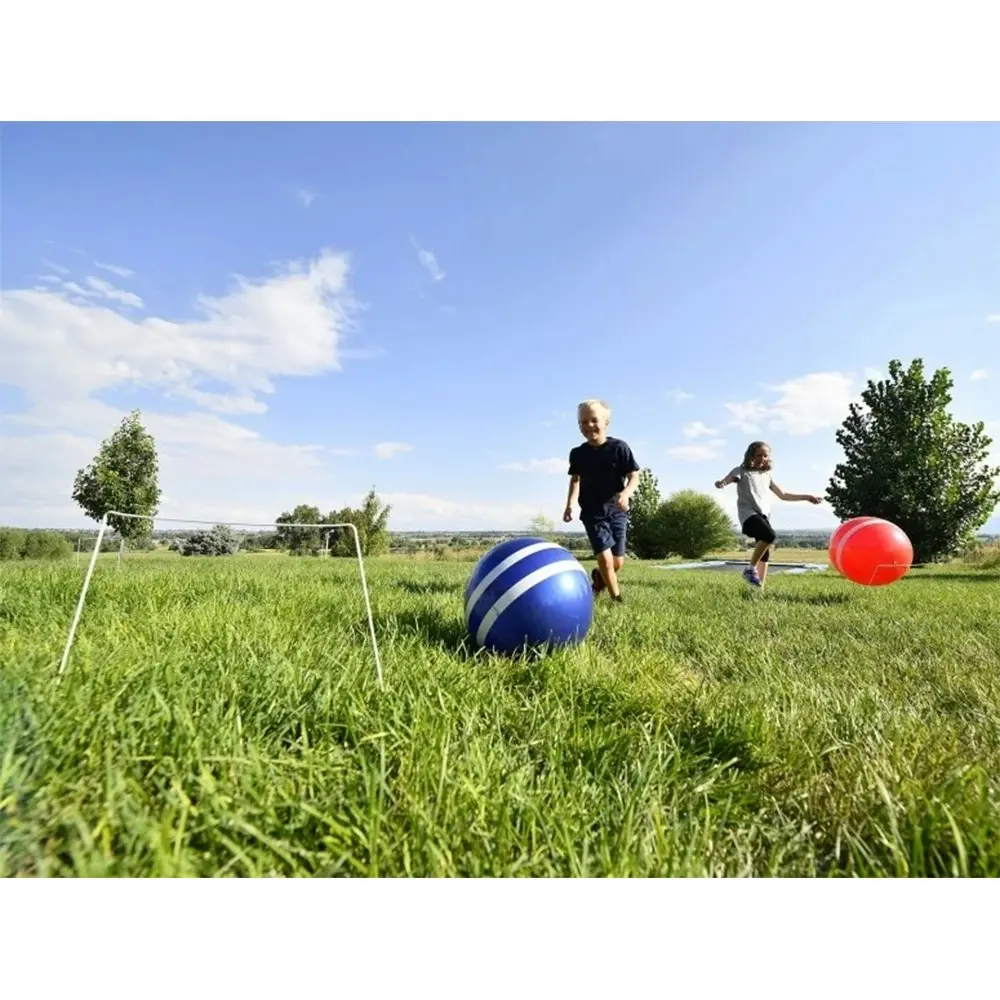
2;555;999;876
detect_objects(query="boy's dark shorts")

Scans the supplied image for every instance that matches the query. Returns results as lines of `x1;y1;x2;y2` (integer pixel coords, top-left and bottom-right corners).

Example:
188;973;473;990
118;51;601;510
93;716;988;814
742;513;776;562
582;506;628;557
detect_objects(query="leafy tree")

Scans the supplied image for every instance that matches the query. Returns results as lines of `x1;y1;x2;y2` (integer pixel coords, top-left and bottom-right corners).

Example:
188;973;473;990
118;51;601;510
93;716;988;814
71;409;161;546
21;531;74;560
0;528;27;561
181;524;240;556
627;468;663;558
325;487;392;557
275;504;323;555
528;513;555;537
651;489;736;560
827;358;1000;563
0;529;73;561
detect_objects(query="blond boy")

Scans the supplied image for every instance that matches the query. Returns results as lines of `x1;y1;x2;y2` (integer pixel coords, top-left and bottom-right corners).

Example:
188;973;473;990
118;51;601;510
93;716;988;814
563;399;640;601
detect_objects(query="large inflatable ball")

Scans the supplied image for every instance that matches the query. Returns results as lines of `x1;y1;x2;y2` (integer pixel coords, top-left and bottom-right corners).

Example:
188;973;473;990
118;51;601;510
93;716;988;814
828;516;913;586
464;537;594;655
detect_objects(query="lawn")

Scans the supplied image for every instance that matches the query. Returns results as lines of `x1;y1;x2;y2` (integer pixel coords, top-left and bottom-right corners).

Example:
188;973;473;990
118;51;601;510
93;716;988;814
1;553;999;876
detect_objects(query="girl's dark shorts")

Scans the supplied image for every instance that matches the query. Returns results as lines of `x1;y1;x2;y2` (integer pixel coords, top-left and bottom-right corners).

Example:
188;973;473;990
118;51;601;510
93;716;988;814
742;513;776;561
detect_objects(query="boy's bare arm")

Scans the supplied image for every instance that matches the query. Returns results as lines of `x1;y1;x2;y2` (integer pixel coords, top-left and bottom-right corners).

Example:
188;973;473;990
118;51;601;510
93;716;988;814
620;470;640;500
564;474;580;520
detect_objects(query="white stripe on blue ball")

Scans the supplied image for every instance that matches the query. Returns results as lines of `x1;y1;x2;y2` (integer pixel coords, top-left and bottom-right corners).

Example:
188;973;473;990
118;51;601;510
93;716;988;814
464;538;592;653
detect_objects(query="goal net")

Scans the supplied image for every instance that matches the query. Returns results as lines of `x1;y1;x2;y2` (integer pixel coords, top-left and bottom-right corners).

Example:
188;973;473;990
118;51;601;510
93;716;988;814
58;510;383;687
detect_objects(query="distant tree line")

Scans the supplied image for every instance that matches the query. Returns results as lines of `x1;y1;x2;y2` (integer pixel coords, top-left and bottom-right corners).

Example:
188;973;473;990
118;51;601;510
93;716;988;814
36;356;1000;567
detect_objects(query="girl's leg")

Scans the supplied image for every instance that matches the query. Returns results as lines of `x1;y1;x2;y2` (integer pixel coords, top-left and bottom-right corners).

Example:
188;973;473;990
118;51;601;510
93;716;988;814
757;545;772;586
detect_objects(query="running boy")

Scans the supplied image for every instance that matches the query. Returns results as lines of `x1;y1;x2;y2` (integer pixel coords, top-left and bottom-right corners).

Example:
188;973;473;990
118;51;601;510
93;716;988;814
715;440;823;589
563;399;640;601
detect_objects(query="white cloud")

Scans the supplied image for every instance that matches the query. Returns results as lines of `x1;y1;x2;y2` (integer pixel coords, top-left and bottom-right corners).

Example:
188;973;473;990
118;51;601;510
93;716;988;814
41;258;71;275
682;420;718;440
328;447;355;457
95;261;135;279
0;249;363;527
667;439;727;462
667;389;693;404
295;188;316;208
971;369;989;381
411;238;445;282
1;249;354;416
373;441;413;460
499;458;566;474
82;275;144;309
986;314;1000;323
381;492;540;531
863;367;883;382
724;372;856;436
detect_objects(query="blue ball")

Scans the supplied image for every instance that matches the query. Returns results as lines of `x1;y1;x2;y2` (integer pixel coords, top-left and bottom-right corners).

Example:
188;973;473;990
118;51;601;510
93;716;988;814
464;537;594;655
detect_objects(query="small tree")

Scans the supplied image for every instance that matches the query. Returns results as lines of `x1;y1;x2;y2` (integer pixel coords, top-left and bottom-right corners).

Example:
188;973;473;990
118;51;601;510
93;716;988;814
827;358;1000;563
275;504;323;555
72;409;161;549
652;489;735;560
627;468;663;558
528;513;555;537
326;487;391;557
181;524;240;556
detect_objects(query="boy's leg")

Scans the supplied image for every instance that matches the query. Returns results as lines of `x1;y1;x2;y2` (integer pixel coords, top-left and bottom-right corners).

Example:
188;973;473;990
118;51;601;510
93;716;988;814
609;509;628;595
595;548;621;599
587;513;622;599
581;515;609;596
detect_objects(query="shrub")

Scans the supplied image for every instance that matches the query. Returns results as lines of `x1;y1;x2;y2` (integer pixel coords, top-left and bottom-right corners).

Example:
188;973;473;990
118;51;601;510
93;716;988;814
181;524;240;557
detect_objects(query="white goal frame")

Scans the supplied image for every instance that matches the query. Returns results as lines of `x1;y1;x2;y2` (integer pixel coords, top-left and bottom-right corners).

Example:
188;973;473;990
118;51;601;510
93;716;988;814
58;511;383;688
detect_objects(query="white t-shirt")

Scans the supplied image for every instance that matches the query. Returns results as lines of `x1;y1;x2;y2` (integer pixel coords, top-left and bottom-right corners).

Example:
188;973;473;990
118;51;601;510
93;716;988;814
728;466;772;526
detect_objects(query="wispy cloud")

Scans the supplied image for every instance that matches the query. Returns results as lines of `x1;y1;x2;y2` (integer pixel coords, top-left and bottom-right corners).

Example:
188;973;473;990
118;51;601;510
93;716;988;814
971;369;989;381
295;188;316;208
667;439;727;462
411;237;445;282
499;458;566;474
725;372;855;436
83;276;144;309
329;447;355;456
41;258;71;275
95;261;134;279
682;420;718;440
373;441;413;460
987;314;1000;323
667;389;693;404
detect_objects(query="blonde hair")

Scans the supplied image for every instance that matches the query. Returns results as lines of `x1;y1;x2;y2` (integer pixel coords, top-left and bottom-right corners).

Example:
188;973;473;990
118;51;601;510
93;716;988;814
577;399;611;423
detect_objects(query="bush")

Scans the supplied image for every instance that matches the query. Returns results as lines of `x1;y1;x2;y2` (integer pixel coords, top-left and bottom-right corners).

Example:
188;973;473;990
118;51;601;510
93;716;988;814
0;528;73;561
647;490;736;560
181;524;240;557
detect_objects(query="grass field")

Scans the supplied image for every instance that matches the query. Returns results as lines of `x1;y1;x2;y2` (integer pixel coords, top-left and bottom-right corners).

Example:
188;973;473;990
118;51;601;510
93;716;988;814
2;551;999;877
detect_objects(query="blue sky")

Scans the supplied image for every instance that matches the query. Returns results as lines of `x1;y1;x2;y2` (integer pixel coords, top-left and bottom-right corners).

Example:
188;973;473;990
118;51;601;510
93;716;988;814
1;123;998;533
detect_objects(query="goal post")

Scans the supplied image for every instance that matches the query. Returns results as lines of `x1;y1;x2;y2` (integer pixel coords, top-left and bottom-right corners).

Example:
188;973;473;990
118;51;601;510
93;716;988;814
58;510;384;688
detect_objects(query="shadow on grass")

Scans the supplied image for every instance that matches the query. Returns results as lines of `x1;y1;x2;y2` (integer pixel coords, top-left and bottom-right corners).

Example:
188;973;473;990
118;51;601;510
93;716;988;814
394;579;464;597
766;592;854;606
367;606;473;656
670;706;766;775
902;573;1000;583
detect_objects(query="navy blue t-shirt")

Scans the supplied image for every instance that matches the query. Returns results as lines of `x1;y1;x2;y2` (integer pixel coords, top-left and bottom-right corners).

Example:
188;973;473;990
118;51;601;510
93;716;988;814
568;436;640;516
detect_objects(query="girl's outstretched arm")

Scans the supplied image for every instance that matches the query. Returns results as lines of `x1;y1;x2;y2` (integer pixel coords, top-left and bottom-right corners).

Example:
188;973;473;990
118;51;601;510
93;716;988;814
714;471;738;489
770;482;822;504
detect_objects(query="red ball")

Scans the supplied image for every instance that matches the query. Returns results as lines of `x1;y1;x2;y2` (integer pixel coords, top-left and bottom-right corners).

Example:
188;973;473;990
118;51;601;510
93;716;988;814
828;516;913;586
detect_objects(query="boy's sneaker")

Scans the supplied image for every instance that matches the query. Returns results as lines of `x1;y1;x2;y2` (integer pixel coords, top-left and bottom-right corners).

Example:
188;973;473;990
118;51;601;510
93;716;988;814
742;566;762;588
591;568;605;596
